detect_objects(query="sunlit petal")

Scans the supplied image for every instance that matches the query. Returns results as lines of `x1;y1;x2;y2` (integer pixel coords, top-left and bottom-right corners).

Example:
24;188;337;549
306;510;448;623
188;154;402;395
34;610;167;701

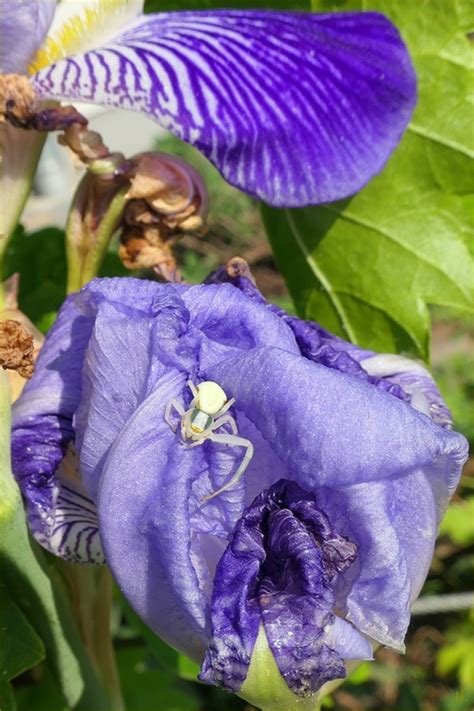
31;10;416;206
0;0;56;74
28;0;143;72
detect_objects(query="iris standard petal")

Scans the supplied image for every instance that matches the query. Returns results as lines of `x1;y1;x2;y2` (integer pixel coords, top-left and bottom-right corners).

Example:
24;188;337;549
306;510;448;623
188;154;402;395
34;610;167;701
207;267;448;414
207;347;467;492
360;353;453;427
74;279;297;497
97;373;211;660
30;10;416;206
0;0;56;74
317;468;439;650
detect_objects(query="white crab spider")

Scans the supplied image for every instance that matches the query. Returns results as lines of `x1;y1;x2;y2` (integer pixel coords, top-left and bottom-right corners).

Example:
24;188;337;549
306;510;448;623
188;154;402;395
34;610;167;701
164;380;254;502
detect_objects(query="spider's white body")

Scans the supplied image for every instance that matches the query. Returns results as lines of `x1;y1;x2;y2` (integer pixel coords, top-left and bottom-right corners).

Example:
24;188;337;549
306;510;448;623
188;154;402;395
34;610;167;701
164;380;254;501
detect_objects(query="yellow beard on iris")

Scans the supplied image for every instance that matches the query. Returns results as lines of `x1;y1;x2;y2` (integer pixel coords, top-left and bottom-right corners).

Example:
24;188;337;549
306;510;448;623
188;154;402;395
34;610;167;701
28;0;141;73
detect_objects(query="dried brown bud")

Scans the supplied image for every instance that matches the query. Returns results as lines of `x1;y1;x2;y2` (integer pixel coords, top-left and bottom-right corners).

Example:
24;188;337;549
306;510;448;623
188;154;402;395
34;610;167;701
126;153;192;209
116;152;208;281
225;257;257;284
127;152;208;226
0;74;36;124
0;319;35;378
119;228;180;282
124;199;160;227
59;122;110;162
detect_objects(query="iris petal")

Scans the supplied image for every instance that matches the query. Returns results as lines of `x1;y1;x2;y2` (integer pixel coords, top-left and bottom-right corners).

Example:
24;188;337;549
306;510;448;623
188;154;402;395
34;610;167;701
318;469;438;649
0;0;56;74
28;0;144;72
201;480;367;696
30;10;416;206
360;353;453;427
11;296;101;562
207;347;467;492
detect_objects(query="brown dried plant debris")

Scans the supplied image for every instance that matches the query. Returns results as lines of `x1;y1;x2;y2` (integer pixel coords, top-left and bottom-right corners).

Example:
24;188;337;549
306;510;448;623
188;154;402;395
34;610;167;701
119;229;180;282
118;153;209;280
0;74;36;124
0;75;87;133
0;319;35;378
59;122;111;163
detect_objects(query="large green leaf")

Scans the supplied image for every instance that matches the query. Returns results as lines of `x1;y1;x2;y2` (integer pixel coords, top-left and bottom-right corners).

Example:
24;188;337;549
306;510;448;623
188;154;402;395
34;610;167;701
263;0;474;359
0;589;45;681
145;0;309;10
0;588;45;711
0;371;108;710
116;646;201;711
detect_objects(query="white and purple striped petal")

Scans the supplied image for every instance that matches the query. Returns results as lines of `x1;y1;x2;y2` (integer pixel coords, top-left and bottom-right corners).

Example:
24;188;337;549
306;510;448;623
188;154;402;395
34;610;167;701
30;10;417;206
11;294;104;564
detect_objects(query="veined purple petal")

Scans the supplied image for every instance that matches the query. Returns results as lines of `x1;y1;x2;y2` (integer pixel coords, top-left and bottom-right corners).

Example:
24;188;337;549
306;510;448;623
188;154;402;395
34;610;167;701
31;10;416;206
0;0;56;74
200;480;371;696
207;348;467;510
317;468;439;650
11;295;104;563
207;267;451;420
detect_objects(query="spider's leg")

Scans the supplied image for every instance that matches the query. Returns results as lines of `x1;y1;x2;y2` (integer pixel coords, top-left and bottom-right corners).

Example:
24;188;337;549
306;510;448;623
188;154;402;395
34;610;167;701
201;433;254;502
187;379;199;400
215;398;235;418
186;438;205;449
164;399;185;433
211;414;238;435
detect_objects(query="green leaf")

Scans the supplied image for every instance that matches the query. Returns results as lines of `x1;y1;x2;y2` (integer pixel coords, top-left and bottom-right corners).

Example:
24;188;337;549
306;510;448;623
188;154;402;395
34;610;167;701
0;588;45;681
263;0;474;359
116;647;200;711
437;638;474;689
145;0;309;11
0;371;108;711
120;593;201;682
439;497;474;545
2;227;67;331
0;680;16;711
15;667;69;711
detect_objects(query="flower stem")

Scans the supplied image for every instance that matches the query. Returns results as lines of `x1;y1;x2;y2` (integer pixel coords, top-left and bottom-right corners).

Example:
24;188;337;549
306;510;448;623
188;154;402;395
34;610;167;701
66;178;129;294
58;562;124;711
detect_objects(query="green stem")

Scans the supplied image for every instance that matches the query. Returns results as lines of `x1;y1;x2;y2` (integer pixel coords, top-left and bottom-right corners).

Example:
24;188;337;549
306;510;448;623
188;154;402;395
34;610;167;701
65;178;90;295
59;562;124;711
66;180;129;294
0;125;46;259
80;185;129;287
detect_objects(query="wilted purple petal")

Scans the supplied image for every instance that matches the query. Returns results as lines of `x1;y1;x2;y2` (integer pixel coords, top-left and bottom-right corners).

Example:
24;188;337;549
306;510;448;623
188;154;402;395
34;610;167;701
206;267;406;398
207;268;451;422
200;479;371;696
0;0;56;74
31;10;416;206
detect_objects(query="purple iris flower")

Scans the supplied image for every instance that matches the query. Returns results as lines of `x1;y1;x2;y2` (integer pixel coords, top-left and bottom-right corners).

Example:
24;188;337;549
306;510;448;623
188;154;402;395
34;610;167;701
2;1;416;207
11;276;468;699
